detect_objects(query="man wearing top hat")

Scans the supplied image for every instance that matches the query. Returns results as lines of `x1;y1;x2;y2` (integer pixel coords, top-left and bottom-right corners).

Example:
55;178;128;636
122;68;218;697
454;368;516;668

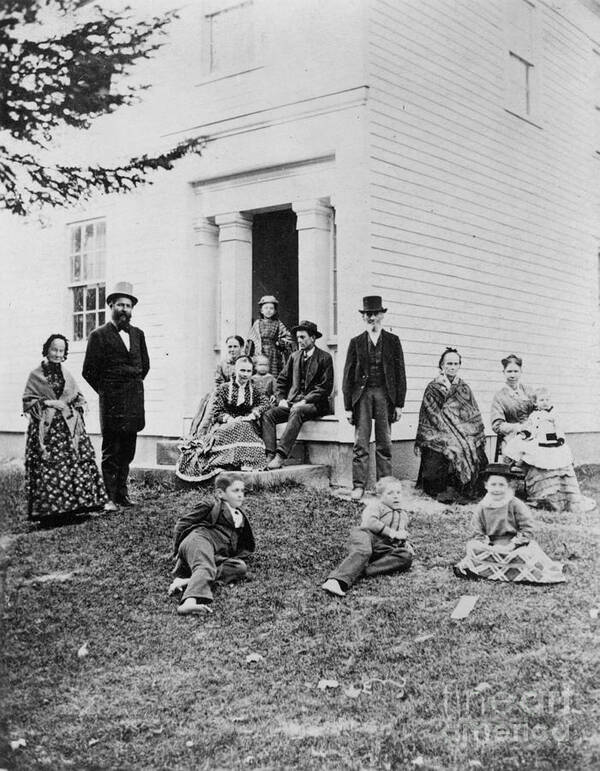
343;296;406;500
263;320;334;470
83;281;150;511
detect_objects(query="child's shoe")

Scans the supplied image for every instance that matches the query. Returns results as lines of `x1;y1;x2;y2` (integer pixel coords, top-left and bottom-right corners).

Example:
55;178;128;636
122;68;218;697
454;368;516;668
321;579;346;597
177;598;213;615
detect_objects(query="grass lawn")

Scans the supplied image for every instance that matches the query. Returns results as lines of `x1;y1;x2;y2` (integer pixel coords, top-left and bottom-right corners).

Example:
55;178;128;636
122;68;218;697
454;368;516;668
1;463;600;770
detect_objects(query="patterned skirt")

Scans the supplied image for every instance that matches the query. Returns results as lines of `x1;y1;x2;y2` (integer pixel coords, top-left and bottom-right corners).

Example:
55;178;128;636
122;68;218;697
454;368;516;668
25;415;107;520
525;464;587;512
455;539;565;584
176;419;266;482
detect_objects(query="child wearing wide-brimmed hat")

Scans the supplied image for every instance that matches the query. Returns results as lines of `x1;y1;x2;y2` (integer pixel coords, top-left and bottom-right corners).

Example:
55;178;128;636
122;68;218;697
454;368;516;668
453;463;564;584
245;295;293;378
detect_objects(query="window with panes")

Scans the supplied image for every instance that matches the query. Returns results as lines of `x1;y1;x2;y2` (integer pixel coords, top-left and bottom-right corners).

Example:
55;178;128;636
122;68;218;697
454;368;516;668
68;219;106;341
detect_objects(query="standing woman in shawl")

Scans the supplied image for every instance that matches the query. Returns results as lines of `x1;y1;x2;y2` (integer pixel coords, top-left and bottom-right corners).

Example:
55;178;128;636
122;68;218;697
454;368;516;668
23;334;107;522
415;347;488;503
176;357;269;482
245;295;293;378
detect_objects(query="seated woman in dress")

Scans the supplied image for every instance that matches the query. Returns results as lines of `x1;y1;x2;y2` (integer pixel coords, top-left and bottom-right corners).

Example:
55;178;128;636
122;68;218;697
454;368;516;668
490;354;535;461
415;347;488;503
187;335;245;439
503;387;595;513
22;333;107;522
176;357;269;481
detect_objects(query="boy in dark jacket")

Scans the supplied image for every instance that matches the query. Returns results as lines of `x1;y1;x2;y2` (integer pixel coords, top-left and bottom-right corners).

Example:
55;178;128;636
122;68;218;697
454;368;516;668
168;472;255;615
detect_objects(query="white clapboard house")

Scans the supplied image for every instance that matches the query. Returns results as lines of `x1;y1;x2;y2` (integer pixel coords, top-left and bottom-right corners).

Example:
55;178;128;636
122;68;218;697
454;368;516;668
1;0;600;484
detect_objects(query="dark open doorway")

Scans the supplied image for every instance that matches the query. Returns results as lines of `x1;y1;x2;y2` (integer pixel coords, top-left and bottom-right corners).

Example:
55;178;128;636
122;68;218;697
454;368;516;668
251;209;298;331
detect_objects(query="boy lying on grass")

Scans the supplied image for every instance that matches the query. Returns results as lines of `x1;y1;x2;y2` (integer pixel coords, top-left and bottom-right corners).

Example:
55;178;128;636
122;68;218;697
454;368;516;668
453;463;565;584
168;472;255;615
322;476;414;597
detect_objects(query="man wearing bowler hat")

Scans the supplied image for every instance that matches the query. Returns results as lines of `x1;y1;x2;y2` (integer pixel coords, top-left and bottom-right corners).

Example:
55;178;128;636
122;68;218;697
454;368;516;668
83;281;150;511
263;320;334;470
343;296;406;500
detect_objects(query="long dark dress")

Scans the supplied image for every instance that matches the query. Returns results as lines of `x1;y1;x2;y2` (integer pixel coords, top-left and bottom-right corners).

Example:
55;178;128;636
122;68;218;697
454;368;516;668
24;362;107;520
176;380;269;482
415;375;488;501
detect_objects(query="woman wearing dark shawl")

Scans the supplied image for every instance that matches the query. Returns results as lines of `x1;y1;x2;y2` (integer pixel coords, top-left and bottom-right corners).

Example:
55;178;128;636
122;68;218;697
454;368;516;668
23;334;107;521
415;348;488;503
176;357;269;482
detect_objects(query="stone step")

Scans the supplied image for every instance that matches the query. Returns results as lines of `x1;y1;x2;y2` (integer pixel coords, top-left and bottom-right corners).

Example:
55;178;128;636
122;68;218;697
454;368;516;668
130;463;330;490
156;438;307;467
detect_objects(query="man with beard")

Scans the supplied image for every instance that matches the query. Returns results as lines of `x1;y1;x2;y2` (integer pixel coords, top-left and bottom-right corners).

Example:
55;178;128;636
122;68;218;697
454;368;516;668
83;282;150;511
343;296;406;500
262;320;334;469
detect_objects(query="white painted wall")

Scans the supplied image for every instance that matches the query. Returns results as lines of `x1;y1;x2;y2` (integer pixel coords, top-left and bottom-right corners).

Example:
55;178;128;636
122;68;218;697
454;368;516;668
367;0;600;445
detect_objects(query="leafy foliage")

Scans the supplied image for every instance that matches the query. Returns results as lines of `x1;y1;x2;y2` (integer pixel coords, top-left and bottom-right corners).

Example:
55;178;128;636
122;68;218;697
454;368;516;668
0;0;202;215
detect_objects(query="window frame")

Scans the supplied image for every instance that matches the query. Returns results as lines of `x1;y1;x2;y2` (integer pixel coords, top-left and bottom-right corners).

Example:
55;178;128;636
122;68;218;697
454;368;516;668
67;217;107;345
200;0;260;81
504;0;543;127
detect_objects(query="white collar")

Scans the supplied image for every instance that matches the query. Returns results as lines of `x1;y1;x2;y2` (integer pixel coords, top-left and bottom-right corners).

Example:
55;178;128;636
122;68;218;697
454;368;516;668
437;373;460;390
481;489;514;509
302;347;315;359
224;501;243;527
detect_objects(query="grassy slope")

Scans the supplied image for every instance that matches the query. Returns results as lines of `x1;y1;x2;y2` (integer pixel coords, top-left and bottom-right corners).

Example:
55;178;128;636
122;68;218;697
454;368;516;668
1;468;600;770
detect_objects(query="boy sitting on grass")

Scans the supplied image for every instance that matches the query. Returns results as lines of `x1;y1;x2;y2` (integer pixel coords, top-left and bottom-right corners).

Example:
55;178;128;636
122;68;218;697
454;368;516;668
322;476;413;597
168;472;255;615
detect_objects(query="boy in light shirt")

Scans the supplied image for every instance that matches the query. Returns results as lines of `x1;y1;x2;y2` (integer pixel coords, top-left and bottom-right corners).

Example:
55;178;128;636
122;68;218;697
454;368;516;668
322;476;414;597
168;472;255;615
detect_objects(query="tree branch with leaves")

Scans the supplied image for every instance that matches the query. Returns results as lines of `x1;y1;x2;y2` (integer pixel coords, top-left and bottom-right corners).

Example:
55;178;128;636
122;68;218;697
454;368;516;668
0;0;203;215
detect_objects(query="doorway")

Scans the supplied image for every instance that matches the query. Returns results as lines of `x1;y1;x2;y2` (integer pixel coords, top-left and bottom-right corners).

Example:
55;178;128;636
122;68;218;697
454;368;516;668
251;209;298;331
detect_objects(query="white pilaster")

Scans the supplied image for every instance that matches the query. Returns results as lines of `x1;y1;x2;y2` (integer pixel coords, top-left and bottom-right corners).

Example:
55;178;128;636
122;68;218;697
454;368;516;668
214;213;253;344
292;199;332;336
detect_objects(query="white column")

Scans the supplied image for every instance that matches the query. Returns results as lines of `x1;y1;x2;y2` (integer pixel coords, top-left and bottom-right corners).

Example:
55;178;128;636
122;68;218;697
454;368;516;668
186;218;219;412
214;213;253;344
292;200;332;336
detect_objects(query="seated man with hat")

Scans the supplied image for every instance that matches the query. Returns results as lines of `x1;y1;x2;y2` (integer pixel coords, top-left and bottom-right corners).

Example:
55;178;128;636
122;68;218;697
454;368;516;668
262;320;334;470
83;281;150;511
343;296;406;500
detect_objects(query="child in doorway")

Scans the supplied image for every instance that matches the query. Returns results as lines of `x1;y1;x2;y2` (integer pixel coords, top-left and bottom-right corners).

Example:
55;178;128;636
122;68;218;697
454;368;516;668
251;354;277;404
168;472;255;615
321;476;413;597
503;388;594;512
245;295;293;378
453;463;565;583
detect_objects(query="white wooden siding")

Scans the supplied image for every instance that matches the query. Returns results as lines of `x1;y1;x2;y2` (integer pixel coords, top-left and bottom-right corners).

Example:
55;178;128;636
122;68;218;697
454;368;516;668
367;0;600;437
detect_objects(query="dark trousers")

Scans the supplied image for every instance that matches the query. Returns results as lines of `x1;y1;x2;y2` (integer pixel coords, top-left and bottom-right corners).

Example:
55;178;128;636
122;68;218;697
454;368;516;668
329;527;412;589
177;528;247;603
353;386;393;488
261;403;319;458
101;429;137;502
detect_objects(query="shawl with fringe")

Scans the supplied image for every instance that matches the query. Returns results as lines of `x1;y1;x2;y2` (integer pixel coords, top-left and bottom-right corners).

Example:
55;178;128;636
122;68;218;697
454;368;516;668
23;364;86;457
415;375;486;485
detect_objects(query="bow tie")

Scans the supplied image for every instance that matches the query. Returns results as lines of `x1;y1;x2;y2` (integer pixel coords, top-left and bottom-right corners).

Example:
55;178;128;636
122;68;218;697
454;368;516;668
118;323;130;333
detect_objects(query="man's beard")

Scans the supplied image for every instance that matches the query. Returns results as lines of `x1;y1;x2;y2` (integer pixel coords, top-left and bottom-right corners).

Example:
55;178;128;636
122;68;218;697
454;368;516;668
115;312;131;330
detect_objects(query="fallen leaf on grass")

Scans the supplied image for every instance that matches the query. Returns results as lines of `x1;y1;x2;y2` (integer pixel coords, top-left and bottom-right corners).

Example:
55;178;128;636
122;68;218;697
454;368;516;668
468;761;483;768
451;595;479;620
317;679;339;690
88;738;100;747
412;756;424;767
343;685;363;699
23;571;75;585
10;738;26;750
473;682;491;693
590;608;599;620
413;633;434;643
77;642;89;659
185;740;194;748
245;652;264;664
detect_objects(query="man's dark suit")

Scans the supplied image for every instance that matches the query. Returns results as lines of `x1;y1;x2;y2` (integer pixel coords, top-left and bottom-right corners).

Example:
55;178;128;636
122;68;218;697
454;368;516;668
342;329;406;488
83;322;150;503
262;346;334;459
